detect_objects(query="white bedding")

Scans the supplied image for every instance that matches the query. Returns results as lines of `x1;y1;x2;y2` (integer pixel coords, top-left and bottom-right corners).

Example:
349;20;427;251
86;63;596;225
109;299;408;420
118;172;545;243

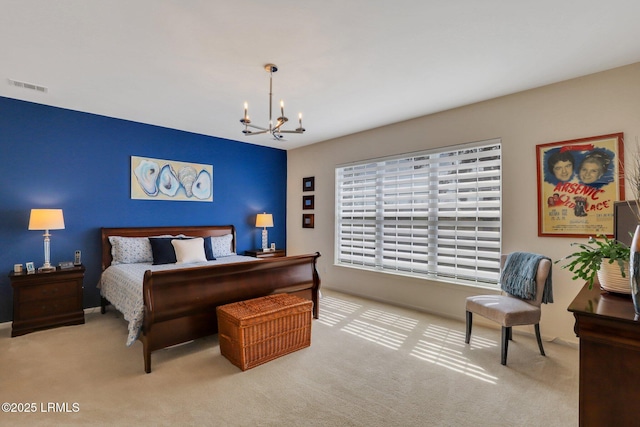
98;255;258;346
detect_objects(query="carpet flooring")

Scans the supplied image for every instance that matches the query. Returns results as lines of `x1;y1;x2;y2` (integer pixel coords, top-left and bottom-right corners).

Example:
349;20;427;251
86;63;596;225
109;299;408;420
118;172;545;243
0;289;578;426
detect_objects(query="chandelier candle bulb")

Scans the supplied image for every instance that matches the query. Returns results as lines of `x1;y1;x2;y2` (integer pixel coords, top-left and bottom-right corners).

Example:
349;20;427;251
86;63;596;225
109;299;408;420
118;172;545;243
280;100;284;116
296;113;305;132
244;102;248;120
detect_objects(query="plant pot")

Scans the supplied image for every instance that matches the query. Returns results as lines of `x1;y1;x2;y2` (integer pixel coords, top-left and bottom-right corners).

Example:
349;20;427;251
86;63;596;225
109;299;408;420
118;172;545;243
597;259;630;294
630;225;640;313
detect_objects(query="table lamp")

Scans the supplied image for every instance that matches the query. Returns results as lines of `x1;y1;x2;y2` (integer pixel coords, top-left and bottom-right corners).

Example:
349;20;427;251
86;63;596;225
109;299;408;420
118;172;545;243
28;208;65;272
255;212;273;251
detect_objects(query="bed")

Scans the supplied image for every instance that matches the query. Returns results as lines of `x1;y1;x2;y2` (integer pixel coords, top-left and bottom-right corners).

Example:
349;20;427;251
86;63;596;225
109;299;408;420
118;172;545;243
98;225;321;373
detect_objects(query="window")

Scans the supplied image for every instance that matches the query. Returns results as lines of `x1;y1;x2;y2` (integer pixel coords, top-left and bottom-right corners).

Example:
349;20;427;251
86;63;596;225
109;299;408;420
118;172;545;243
335;139;502;288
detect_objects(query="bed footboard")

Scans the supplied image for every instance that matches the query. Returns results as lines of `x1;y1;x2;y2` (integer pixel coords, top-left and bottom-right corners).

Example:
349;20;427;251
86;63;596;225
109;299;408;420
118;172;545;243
141;252;320;373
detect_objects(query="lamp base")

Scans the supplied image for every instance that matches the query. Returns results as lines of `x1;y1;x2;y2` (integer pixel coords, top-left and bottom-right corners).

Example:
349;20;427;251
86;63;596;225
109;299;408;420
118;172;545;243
38;266;56;273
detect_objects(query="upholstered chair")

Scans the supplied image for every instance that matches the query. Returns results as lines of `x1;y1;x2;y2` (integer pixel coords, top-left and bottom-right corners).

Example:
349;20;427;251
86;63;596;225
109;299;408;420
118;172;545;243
465;255;552;365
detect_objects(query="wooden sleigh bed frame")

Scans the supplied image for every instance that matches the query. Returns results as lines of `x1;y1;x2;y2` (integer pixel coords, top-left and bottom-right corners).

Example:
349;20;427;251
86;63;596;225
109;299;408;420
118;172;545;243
100;225;321;373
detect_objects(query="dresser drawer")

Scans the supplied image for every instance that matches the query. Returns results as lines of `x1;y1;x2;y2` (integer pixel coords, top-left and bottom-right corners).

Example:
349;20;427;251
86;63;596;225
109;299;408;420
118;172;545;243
19;280;78;303
19;297;79;319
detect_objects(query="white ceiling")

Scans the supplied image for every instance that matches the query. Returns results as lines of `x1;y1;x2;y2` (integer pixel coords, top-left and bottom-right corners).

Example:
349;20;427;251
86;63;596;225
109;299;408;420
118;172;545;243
2;1;640;150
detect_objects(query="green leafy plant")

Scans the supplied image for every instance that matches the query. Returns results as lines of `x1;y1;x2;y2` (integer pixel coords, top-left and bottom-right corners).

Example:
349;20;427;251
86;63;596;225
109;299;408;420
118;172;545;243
556;234;630;289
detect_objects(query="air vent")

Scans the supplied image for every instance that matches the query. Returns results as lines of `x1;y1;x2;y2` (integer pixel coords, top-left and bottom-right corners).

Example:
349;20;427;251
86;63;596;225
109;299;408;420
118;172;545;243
8;79;48;93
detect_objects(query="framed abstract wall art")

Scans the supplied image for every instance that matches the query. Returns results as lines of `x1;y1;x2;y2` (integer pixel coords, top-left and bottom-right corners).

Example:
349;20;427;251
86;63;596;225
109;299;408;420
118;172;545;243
536;133;624;237
131;156;213;202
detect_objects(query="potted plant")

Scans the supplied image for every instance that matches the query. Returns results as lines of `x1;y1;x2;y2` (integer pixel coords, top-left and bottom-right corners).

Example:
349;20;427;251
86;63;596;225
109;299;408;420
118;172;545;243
557;234;630;291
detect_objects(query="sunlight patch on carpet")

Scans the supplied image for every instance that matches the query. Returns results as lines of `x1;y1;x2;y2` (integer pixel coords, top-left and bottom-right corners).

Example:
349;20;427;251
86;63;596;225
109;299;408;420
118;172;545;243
466;334;497;349
341;319;408;350
320;296;362;314
319;294;499;384
360;309;419;332
317;310;347;327
410;325;498;384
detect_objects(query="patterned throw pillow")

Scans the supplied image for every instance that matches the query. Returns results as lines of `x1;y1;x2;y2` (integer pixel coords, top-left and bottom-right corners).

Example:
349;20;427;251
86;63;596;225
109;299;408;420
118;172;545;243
209;234;235;257
108;236;154;265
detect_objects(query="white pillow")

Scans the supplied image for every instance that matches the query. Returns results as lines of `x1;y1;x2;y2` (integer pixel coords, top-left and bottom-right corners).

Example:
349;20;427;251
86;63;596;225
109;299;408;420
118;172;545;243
209;234;235;257
172;237;207;263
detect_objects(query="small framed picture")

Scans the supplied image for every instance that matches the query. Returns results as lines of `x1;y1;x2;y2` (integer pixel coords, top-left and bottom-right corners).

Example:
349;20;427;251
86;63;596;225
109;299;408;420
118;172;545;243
303;214;315;228
303;195;314;210
303;176;315;192
26;262;35;274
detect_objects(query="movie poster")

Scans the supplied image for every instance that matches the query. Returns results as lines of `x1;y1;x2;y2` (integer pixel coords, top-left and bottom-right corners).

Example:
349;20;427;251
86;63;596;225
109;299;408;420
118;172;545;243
536;133;624;237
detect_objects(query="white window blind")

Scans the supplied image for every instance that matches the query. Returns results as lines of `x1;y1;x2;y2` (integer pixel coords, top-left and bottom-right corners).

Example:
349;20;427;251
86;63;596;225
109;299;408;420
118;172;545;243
335;139;502;287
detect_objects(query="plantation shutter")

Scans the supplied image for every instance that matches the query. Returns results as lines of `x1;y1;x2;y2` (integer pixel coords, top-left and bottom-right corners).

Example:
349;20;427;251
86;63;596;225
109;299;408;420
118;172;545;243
336;139;502;287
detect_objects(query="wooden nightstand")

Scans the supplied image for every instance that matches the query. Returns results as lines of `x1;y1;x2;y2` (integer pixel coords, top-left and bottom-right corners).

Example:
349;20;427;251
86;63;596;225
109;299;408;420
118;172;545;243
244;249;286;259
9;265;85;337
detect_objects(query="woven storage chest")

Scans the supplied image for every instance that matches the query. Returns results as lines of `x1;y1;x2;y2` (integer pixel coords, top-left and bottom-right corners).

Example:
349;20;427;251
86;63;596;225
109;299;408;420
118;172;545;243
217;294;312;371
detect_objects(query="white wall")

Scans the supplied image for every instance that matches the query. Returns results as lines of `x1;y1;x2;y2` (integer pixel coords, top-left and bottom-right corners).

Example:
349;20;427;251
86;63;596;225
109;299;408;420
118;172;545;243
287;62;640;344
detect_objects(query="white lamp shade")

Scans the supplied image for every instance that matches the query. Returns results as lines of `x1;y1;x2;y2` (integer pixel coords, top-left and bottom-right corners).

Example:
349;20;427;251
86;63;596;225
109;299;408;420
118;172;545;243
256;213;273;228
28;209;65;230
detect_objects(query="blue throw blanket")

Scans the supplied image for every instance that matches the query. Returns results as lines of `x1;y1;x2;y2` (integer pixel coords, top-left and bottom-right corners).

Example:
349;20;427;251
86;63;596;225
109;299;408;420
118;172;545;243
500;252;553;304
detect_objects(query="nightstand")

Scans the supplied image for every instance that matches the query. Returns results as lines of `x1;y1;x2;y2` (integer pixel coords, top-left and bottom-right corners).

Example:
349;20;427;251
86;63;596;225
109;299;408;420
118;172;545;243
9;265;85;337
244;249;286;259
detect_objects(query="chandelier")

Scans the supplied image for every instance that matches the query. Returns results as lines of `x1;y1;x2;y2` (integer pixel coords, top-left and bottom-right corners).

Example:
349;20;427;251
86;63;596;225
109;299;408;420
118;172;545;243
240;64;305;140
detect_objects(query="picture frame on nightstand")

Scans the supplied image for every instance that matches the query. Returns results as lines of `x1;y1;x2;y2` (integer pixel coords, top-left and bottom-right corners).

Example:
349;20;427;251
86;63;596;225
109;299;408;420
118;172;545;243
25;262;35;274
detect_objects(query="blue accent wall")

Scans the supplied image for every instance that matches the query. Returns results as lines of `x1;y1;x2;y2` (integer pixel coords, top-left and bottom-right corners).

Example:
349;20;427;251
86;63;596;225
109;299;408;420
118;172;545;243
0;96;287;323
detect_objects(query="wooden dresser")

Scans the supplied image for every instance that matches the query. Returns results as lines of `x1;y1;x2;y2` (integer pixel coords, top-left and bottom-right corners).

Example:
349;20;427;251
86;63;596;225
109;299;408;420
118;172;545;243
568;283;640;426
9;265;85;337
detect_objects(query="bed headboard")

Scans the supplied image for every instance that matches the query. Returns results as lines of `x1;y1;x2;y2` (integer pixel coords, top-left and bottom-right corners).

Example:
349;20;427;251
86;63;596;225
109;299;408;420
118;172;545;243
101;225;236;270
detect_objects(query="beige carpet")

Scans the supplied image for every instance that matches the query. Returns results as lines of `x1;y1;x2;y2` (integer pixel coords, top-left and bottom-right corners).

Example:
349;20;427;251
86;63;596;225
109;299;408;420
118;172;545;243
0;290;578;426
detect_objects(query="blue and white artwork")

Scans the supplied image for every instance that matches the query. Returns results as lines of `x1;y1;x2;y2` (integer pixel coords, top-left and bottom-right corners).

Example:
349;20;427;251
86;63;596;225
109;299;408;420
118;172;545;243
131;156;213;202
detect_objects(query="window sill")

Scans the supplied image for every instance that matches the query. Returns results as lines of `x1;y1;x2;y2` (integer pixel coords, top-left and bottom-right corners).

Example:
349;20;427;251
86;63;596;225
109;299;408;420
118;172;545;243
333;262;500;291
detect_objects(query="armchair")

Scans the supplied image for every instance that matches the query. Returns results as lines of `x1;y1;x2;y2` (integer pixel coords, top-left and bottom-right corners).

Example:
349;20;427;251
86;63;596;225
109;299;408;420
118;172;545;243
465;254;552;365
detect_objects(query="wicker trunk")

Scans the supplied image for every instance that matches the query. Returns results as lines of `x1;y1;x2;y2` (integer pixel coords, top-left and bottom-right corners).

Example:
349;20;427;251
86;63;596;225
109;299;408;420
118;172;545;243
217;294;312;371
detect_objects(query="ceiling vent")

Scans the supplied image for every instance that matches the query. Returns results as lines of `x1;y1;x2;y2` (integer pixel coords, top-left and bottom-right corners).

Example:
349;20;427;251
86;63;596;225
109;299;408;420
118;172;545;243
8;78;48;93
